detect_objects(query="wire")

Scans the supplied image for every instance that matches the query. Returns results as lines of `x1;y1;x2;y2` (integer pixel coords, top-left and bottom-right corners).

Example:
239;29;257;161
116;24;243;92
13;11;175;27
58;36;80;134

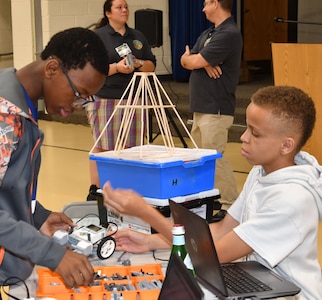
75;213;100;224
160;46;172;75
1;276;29;300
159;45;187;109
152;250;169;262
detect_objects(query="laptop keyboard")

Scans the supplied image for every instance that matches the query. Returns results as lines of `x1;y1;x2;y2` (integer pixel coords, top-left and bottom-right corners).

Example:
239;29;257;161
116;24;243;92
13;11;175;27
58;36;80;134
221;264;272;294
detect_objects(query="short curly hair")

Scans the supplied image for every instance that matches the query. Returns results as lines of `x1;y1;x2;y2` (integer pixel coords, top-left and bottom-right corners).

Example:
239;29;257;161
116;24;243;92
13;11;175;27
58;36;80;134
251;85;316;152
41;27;108;75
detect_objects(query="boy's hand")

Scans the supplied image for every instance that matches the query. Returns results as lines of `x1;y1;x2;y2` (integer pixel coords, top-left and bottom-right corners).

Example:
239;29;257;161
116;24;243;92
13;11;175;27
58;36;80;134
55;249;94;287
40;212;76;236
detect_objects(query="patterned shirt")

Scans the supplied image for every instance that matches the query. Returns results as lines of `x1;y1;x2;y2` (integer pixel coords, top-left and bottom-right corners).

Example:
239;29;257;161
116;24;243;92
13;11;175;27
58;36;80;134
0;97;29;185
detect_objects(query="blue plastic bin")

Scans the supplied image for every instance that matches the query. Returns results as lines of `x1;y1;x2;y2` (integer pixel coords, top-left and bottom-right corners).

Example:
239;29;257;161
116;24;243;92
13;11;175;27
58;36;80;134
90;147;222;199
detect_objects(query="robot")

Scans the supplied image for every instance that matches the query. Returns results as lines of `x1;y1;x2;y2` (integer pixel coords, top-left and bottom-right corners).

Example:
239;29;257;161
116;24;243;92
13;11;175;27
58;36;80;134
53;223;117;259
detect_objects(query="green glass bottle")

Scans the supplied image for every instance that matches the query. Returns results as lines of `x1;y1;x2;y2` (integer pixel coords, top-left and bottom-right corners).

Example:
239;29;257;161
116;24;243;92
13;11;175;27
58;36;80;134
171;224;195;276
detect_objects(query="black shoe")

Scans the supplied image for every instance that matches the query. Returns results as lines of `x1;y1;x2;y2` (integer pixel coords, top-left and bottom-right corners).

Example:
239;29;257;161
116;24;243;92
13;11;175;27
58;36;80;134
212;210;227;222
87;184;99;201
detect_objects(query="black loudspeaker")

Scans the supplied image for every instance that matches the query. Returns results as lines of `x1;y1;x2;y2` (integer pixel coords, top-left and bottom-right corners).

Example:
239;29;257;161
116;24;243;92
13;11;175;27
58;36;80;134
135;9;163;48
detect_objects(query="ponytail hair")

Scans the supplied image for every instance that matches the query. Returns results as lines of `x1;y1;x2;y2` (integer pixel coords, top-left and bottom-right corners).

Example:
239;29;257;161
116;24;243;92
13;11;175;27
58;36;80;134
95;0;113;29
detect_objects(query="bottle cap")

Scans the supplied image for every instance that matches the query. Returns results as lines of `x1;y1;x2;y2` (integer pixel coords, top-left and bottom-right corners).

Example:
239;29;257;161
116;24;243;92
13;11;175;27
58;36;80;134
172;224;185;235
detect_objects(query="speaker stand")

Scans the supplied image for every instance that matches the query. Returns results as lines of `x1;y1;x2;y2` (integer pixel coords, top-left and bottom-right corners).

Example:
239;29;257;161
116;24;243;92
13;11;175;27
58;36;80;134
148;109;188;148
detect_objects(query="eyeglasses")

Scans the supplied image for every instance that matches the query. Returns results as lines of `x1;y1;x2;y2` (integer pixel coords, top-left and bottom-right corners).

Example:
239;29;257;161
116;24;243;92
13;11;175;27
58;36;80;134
203;0;215;7
60;64;94;108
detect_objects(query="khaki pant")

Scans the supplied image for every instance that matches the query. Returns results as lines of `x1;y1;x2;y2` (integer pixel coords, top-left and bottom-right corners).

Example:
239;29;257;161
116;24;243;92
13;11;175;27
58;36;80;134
191;113;239;209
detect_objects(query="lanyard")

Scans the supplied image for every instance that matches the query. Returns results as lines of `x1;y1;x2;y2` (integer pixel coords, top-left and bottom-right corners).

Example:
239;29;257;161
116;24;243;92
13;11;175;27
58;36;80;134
21;84;38;201
21;84;38;122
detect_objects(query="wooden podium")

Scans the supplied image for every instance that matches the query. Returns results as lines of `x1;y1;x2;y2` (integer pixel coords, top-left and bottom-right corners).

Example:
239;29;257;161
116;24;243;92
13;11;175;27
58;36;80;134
272;43;322;267
271;43;322;163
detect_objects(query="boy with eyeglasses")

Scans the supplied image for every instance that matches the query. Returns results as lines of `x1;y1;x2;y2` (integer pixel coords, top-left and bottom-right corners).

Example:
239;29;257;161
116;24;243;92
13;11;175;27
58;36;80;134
0;27;108;291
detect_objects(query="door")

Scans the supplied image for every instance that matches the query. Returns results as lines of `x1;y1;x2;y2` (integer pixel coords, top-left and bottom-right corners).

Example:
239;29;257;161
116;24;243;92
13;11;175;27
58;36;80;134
242;0;289;61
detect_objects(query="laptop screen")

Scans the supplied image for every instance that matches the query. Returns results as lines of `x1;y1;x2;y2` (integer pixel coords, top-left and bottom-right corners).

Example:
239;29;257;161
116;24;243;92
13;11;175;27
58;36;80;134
169;200;301;299
158;253;204;300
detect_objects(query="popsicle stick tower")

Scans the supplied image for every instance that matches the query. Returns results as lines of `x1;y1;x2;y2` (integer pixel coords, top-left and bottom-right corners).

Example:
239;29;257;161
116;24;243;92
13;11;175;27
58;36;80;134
90;72;198;158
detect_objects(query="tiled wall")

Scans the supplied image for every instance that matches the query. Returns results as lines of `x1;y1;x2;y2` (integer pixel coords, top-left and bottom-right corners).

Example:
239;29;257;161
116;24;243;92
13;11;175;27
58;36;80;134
10;0;35;69
297;1;322;43
0;0;13;69
9;0;171;74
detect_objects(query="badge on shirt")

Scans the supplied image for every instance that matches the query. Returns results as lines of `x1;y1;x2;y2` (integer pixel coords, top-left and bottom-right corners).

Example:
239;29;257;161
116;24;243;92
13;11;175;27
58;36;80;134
204;29;215;47
115;43;132;57
115;43;135;66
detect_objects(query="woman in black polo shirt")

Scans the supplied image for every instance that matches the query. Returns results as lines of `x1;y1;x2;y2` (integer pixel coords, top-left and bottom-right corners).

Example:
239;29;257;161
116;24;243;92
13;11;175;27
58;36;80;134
86;0;156;194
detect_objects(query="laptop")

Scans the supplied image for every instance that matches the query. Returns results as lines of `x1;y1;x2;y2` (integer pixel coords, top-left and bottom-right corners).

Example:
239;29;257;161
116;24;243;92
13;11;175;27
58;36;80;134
169;200;301;300
158;252;204;300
